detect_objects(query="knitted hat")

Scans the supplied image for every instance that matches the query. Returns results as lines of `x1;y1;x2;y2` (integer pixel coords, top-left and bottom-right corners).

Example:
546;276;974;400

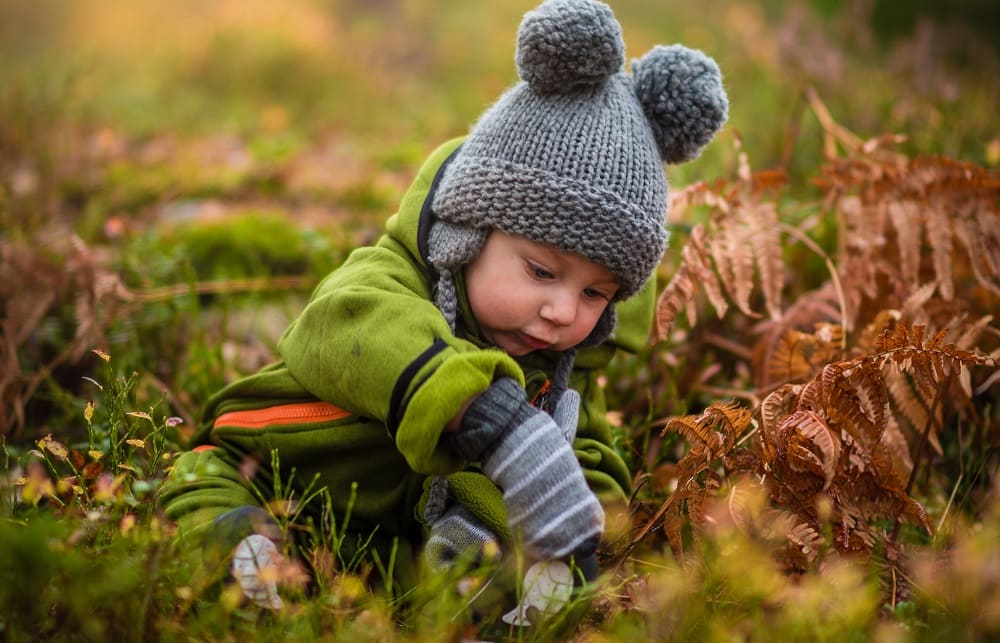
428;0;727;401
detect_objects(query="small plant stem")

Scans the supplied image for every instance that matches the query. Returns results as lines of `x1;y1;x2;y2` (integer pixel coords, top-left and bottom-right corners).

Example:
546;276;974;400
804;86;864;158
778;222;848;351
891;376;948;542
779;90;807;171
934;473;963;541
134;275;315;303
702;332;754;361
904;379;947;497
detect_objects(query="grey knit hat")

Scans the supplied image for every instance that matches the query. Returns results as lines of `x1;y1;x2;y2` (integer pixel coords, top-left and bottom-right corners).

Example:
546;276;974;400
428;0;727;399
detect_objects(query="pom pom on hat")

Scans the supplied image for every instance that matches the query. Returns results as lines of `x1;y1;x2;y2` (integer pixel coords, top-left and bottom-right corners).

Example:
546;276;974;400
632;44;729;164
516;0;624;94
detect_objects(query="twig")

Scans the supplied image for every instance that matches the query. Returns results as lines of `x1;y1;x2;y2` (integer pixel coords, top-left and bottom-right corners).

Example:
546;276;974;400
891;375;948;542
804;86;908;163
804;86;863;158
905;377;947;497
134;275;316;303
627;556;673;571
934;473;963;541
702;332;754;361
778;222;848;352
779;90;807;171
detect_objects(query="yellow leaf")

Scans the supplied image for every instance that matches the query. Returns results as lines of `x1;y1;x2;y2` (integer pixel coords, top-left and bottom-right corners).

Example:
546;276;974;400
127;411;152;421
92;348;111;362
118;463;137;473
72;485;85;496
89;450;104;461
84;400;95;423
126;439;146;449
38;434;68;461
120;514;137;536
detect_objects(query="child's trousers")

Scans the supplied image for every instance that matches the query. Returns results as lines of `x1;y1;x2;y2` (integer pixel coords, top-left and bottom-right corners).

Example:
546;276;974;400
159;447;259;548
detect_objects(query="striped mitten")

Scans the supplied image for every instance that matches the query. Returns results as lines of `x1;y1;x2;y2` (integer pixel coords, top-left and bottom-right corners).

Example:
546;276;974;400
446;378;604;560
212;506;285;610
425;504;502;572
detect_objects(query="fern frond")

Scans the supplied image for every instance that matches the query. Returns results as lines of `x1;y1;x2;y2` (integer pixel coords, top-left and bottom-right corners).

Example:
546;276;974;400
954;314;994;350
924;202;955;300
703;400;753;451
880;414;915;483
762;323;844;387
898;282;938;326
662;415;718;452
760;384;800;449
654;224;727;339
787;521;823;564
828;361;884;452
885;370;943;455
954;216;1000;296
752;286;842;388
887;201;922;289
710;207;757;317
749;202;784;320
780;410;840;490
662;400;751;458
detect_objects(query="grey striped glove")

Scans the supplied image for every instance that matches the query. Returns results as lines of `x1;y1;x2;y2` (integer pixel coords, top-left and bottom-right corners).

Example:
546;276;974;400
446;378;604;560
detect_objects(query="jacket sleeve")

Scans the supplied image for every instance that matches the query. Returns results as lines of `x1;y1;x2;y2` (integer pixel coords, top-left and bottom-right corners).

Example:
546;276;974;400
277;237;523;477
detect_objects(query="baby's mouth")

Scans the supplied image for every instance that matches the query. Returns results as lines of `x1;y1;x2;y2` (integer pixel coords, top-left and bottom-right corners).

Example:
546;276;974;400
519;332;553;351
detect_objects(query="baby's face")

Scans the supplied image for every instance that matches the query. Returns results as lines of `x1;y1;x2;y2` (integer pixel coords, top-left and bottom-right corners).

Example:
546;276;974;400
464;231;619;356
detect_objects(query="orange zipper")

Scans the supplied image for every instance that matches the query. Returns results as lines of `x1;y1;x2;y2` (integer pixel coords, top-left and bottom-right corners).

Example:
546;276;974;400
530;379;551;407
214;401;351;430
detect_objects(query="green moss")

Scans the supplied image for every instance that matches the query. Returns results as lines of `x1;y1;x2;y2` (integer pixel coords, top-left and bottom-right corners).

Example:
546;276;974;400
155;211;334;281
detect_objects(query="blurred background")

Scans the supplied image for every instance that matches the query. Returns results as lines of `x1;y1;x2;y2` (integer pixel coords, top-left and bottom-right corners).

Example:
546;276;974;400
2;0;997;196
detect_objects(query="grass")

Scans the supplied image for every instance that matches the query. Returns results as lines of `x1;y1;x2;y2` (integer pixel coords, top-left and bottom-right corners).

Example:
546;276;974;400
1;0;998;640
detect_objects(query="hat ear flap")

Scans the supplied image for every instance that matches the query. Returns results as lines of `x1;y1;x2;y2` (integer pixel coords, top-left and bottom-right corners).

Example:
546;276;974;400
577;304;617;349
631;44;729;164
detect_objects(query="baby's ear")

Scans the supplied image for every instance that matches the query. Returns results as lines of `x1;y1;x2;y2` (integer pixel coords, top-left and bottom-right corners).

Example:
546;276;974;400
631;44;728;164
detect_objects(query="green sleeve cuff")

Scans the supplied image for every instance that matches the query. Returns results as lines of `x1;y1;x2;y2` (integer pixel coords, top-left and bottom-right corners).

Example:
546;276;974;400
576;438;632;505
395;347;523;475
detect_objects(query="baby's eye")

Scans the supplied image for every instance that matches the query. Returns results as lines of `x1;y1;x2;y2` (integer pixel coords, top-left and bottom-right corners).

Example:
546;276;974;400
530;263;554;280
584;288;611;301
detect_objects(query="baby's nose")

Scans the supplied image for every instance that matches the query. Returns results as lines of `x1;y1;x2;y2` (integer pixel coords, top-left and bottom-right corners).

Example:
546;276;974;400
540;291;577;326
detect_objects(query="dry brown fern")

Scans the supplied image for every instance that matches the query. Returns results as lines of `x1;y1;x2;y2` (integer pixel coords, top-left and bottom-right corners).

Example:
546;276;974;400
816;153;1000;329
626;401;754;559
0;232;136;436
655;143;788;340
632;318;994;571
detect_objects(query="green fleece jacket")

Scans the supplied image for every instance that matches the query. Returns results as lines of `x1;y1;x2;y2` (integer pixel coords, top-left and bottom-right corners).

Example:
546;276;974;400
181;138;651;552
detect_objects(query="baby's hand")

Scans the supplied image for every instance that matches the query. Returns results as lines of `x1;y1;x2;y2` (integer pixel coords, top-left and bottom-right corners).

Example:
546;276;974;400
447;378;603;561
